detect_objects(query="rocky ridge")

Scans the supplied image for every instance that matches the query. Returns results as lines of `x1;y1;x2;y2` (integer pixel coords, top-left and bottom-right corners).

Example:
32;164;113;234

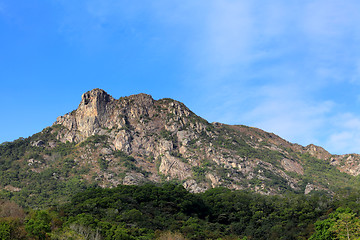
4;88;360;200
28;88;357;194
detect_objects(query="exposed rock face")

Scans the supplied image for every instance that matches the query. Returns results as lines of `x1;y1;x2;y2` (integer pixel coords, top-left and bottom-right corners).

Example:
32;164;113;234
45;88;360;193
56;89;116;142
281;158;304;175
302;144;360;176
331;154;360;176
305;144;331;160
54;89;209;191
31;140;45;147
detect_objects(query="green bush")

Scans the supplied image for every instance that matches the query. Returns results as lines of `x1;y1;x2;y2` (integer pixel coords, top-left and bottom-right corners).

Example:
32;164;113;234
25;210;51;240
0;222;11;240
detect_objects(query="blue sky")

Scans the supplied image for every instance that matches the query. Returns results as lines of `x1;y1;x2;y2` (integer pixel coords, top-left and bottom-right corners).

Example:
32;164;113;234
1;0;360;154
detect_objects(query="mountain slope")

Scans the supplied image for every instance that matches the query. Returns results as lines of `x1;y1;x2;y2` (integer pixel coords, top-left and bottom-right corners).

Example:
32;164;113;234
1;88;360;207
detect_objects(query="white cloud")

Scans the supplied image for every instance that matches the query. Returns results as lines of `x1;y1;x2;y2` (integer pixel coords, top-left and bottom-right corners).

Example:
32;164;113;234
53;0;360;154
189;0;360;83
183;0;360;154
326;113;360;154
201;1;253;67
336;113;360;130
327;132;358;154
350;61;360;84
302;0;360;38
242;84;334;144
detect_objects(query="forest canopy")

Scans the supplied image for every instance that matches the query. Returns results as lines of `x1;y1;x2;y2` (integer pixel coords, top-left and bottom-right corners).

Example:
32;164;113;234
1;183;360;239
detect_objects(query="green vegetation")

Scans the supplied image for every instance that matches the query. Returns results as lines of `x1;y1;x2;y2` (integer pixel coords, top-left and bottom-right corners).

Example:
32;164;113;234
79;134;109;148
25;210;52;239
213;126;284;167
98;158;108;170
2;184;360;239
299;153;359;191
0;129;94;208
159;130;173;141
192;166;208;182
310;207;360;239
114;150;150;176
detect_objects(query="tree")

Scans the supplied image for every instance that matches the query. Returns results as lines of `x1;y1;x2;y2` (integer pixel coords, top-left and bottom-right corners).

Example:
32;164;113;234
0;222;11;240
310;208;360;240
105;225;135;240
25;210;51;240
330;212;360;240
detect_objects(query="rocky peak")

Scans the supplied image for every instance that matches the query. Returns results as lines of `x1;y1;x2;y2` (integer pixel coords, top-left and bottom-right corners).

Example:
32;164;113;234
55;89;116;142
49;89;360;194
305;144;331;160
78;88;114;115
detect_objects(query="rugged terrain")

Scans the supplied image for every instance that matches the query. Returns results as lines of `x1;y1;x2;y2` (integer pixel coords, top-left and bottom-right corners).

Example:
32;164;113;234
2;88;360;206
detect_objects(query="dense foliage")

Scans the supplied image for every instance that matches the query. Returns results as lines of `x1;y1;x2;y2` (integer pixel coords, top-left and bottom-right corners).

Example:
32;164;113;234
1;183;360;239
0;127;96;208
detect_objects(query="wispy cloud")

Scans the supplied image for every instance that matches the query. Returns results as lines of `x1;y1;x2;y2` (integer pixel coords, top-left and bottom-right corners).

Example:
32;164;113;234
245;84;334;144
186;0;360;154
326;113;360;154
52;0;360;154
200;1;253;67
192;0;360;81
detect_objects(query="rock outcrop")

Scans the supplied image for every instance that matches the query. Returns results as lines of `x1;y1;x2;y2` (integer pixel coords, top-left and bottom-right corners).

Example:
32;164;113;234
22;88;360;194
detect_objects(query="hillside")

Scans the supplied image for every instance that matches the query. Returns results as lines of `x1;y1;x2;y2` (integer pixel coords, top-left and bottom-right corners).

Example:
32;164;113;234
1;88;360;207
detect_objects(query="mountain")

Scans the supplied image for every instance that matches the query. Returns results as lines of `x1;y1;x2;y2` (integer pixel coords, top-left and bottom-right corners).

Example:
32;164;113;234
1;88;360;207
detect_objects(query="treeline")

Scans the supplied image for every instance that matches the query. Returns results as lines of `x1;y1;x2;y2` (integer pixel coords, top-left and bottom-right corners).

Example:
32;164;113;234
1;183;360;239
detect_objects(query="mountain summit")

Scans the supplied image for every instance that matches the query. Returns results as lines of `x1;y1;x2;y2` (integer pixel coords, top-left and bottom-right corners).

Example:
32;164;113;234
2;89;360;206
51;88;360;192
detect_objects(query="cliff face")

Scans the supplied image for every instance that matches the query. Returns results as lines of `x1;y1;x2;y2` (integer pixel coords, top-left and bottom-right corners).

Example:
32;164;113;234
55;89;116;142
